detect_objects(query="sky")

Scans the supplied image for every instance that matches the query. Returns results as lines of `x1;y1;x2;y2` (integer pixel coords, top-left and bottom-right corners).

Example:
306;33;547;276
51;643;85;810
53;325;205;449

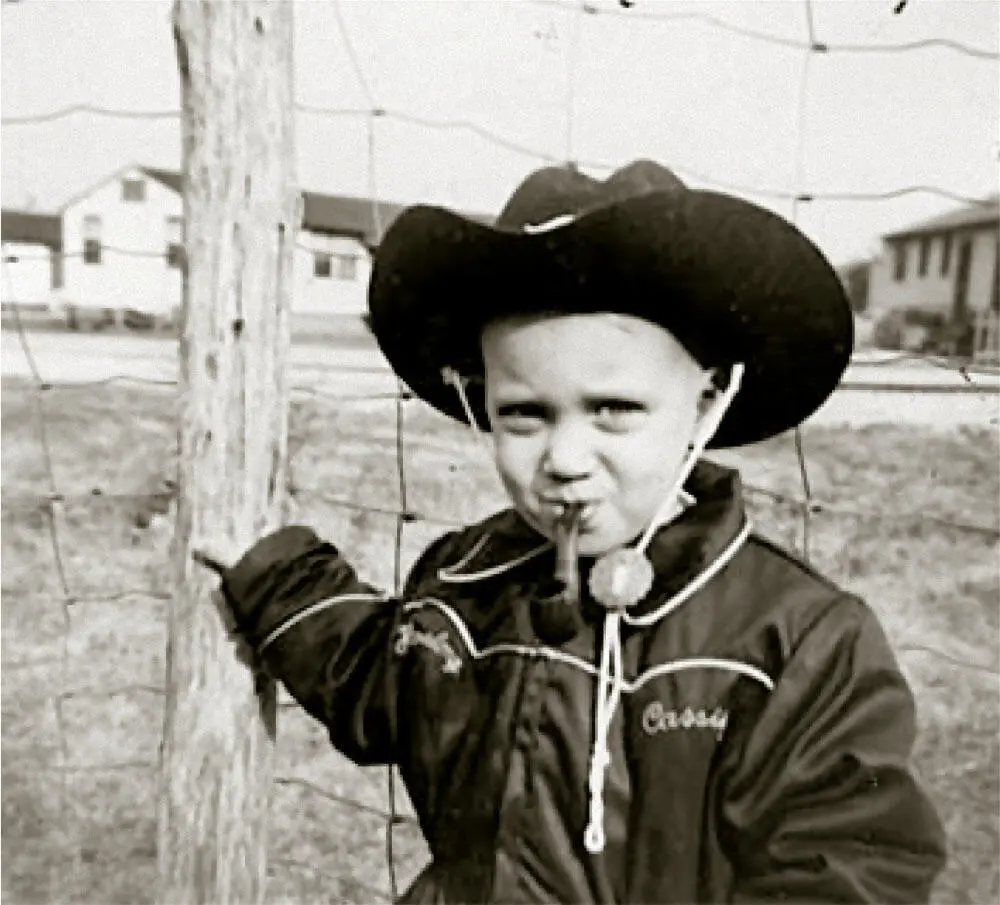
1;0;997;266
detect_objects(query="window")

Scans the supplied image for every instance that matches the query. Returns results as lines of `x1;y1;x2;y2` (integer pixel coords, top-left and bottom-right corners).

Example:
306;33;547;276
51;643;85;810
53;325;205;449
314;251;332;279
165;216;184;269
51;252;64;290
940;234;953;276
918;236;930;277
892;243;906;281
314;252;357;280
83;215;102;265
336;254;357;281
122;178;146;203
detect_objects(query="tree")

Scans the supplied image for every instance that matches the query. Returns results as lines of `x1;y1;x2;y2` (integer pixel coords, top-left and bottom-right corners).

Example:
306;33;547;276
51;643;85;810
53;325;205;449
158;3;299;902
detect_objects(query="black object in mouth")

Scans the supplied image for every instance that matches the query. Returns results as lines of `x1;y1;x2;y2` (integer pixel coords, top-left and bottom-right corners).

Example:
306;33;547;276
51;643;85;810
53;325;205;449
532;578;585;644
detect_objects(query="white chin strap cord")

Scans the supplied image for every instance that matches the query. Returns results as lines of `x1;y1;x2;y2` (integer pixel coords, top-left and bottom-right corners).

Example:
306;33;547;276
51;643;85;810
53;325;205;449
583;364;744;854
442;362;746;856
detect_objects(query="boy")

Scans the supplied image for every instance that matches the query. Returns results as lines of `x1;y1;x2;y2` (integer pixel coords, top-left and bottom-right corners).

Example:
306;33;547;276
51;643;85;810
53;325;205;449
198;161;946;903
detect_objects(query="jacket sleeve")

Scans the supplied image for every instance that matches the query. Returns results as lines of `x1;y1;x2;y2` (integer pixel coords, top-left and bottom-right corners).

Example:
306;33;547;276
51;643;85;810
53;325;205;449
721;596;947;904
220;525;453;766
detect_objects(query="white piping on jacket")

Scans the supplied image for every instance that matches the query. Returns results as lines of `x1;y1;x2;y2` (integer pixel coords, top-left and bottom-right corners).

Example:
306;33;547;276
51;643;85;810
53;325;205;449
437;533;552;583
405;509;760;854
625;519;753;628
407;593;773;690
434;489;699;586
257;593;386;653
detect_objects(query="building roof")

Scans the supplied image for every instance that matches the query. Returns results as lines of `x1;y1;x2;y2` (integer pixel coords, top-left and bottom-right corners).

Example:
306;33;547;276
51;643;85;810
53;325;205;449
302;192;493;245
10;164;496;248
883;195;999;241
143;167;495;245
140;166;183;195
0;210;62;250
301;191;408;245
836;258;871;277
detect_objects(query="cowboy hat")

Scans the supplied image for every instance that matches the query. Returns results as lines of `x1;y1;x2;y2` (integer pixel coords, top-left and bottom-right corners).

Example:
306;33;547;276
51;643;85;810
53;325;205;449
367;160;853;448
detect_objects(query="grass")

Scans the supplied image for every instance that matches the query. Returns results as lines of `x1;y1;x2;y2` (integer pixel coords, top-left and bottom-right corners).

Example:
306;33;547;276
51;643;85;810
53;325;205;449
2;375;998;904
1;309;375;347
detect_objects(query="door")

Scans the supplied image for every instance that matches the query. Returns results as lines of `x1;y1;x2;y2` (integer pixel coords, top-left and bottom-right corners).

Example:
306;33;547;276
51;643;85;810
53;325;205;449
953;237;973;322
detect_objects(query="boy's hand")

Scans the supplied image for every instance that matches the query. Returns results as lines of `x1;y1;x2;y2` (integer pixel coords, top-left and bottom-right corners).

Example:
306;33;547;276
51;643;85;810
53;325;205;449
190;536;261;672
191;487;302;576
191;538;243;577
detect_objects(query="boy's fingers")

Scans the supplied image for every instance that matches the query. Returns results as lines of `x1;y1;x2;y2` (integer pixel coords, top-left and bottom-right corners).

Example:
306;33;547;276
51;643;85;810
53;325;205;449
192;548;227;575
191;543;238;575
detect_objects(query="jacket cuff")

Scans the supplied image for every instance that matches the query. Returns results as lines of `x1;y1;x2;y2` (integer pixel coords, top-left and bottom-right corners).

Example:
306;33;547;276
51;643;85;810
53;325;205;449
221;526;326;643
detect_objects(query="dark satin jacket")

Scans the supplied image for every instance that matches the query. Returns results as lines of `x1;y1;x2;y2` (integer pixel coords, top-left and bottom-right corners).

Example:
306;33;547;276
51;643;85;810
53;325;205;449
222;462;946;904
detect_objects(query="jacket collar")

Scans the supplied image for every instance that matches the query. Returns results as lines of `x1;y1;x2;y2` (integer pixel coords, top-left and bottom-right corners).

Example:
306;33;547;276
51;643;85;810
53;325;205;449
437;460;748;619
631;460;747;621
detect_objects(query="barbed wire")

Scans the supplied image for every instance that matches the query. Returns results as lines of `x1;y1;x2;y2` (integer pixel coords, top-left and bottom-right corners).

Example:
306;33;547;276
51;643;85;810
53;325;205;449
1;369;997;410
2;3;999;902
2;242;366;263
4;477;998;539
2;114;997;207
3;259;82;902
0;244;422;898
787;0;818;561
529;0;1000;60
331;1;404;897
1;352;997;386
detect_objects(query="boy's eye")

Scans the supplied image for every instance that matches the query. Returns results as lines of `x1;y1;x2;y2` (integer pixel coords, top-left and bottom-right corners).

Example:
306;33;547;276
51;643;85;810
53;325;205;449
591;399;647;429
495;403;547;433
493;399;647;433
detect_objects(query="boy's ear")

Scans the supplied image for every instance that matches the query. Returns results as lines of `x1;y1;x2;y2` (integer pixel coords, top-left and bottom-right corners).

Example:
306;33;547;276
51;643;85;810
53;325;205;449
689;368;727;453
696;367;721;417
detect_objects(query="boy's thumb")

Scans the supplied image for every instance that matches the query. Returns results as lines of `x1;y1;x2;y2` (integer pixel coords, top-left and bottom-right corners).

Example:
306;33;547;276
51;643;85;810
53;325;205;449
191;540;239;576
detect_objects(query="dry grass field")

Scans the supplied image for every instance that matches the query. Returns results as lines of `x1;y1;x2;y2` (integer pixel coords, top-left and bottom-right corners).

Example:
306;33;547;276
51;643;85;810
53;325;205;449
2;375;998;904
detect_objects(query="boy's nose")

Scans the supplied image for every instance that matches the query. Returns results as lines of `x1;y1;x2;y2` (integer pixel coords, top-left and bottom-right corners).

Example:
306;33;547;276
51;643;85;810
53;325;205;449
543;422;593;481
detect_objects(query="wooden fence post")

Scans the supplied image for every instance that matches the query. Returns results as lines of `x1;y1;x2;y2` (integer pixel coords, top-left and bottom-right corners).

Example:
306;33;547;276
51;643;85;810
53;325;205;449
158;2;298;903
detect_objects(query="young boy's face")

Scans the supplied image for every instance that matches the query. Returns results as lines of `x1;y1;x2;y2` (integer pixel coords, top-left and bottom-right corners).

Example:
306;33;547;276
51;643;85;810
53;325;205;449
482;312;713;557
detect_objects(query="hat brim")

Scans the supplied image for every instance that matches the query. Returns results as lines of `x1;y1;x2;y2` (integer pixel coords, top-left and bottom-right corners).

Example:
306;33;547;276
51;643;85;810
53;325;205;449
368;190;853;448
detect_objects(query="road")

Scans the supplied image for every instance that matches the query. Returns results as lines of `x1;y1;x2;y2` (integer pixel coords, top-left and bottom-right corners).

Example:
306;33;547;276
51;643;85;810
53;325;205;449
2;329;998;430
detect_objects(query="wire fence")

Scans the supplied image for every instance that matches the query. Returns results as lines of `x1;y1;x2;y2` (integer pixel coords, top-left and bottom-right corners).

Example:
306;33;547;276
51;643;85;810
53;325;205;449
2;1;999;902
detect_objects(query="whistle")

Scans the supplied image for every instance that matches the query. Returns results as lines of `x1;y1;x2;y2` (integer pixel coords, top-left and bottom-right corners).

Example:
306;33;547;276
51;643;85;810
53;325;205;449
553;503;583;607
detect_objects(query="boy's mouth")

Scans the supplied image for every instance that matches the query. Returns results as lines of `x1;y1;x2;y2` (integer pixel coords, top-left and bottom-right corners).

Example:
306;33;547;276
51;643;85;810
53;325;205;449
541;498;599;525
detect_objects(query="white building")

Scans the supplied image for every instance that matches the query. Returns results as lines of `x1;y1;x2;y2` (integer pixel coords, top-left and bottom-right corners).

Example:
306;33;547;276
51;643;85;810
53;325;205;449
0;211;62;309
866;196;999;324
863;195;999;356
59;166;184;321
295;189;393;317
1;164;441;327
1;242;53;307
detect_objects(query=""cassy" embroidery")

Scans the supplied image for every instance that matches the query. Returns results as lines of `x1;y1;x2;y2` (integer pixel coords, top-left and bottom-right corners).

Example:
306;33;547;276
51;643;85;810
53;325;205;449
394;623;463;676
642;700;728;740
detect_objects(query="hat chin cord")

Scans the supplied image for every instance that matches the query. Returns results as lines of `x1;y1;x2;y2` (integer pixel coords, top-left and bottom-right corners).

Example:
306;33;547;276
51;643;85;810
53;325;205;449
638;362;745;551
441;362;745;856
583;362;743;855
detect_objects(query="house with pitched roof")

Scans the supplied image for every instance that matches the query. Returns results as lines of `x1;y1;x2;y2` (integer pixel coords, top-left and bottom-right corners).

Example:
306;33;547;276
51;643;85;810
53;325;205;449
866;195;999;332
866;195;999;358
2;163;458;326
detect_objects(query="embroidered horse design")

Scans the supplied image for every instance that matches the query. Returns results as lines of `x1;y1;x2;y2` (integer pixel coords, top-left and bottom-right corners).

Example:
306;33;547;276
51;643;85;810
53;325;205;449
394;623;463;676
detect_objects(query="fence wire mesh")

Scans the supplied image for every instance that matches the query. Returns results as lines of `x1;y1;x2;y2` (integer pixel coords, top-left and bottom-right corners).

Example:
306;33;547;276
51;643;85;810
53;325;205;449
2;1;999;903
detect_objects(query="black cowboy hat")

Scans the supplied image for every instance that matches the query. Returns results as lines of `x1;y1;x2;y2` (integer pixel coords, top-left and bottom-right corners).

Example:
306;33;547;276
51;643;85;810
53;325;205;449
367;160;853;448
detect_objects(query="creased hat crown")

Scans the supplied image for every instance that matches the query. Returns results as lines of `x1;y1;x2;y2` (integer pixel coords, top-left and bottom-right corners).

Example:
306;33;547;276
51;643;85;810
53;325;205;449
497;159;687;231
